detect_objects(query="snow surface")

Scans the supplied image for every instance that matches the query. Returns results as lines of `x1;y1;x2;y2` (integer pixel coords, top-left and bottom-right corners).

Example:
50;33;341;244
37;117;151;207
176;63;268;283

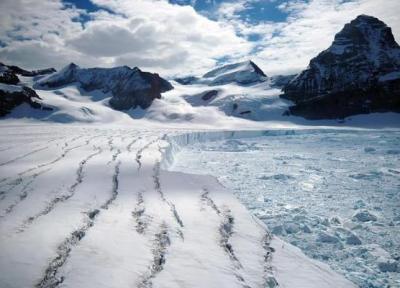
1;62;399;288
0;83;23;93
0;124;358;288
170;130;400;287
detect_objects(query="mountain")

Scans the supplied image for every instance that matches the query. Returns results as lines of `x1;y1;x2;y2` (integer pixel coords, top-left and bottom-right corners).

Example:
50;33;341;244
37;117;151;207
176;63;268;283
269;74;297;89
37;63;173;110
203;60;267;85
0;62;55;85
281;15;400;119
0;83;51;116
0;62;56;77
0;63;55;116
176;60;267;86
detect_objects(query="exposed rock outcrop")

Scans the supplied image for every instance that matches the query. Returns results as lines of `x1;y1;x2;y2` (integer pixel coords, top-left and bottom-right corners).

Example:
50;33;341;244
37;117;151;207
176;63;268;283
281;15;400;119
0;63;55;116
0;62;56;84
270;74;297;89
0;83;51;116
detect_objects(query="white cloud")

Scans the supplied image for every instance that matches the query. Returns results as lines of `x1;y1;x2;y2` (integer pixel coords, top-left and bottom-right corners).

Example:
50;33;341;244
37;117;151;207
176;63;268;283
0;0;252;76
248;0;400;75
0;0;399;77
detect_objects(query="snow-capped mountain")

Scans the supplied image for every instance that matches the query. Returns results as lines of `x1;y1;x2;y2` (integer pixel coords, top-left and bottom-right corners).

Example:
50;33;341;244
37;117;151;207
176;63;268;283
0;83;50;116
176;60;268;86
0;62;55;84
282;15;400;119
37;63;173;110
203;60;267;85
168;60;293;121
0;63;55;116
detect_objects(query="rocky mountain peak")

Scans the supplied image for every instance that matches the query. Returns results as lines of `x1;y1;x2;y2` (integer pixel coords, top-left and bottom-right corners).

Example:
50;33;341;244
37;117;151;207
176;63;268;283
327;14;400;66
281;15;400;119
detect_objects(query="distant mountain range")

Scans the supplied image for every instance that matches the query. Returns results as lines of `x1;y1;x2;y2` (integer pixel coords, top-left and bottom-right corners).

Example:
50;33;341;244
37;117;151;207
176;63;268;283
1;14;399;121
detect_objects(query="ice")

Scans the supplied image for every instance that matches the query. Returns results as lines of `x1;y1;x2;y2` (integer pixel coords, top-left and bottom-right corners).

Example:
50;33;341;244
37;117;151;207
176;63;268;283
378;259;398;272
346;233;362;245
0;124;359;288
316;232;340;244
352;210;378;222
170;130;400;287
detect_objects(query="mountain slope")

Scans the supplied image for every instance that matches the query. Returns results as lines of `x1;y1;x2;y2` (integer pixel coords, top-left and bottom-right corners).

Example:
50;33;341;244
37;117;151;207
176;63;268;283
203;60;267;85
281;15;400;119
0;63;55;116
176;60;267;86
37;63;173;110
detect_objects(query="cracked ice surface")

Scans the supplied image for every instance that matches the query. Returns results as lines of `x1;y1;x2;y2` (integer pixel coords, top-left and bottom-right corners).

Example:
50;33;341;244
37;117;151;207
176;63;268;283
171;130;400;288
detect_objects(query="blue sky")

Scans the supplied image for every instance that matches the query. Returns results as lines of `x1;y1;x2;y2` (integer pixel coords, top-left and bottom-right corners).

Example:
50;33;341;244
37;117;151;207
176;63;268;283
64;0;289;23
0;0;399;76
167;0;289;22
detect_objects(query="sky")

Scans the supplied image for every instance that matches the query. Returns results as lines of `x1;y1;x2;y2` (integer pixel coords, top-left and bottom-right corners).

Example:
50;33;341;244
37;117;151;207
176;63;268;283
0;0;399;77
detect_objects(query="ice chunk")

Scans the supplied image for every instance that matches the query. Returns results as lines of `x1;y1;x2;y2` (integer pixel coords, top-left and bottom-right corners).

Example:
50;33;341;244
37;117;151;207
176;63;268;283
352;210;378;222
346;233;362;245
330;216;342;225
272;225;284;235
302;224;312;233
284;222;300;234
353;200;366;210
364;147;376;153
317;232;340;243
377;259;398;272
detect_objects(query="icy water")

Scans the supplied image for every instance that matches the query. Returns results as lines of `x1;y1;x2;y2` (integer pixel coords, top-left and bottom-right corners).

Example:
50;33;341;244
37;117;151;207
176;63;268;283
171;130;400;288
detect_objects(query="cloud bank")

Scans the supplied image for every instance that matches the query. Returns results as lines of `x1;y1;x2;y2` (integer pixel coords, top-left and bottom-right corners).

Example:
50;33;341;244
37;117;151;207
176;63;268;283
0;0;399;77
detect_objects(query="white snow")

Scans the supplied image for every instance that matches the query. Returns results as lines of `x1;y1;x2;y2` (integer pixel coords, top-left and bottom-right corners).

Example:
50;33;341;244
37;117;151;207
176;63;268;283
0;83;23;93
1;61;399;288
0;124;358;288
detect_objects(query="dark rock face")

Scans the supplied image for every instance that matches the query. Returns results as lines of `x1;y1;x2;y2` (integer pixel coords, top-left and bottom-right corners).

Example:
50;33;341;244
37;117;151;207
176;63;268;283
0;63;55;116
37;63;173;110
0;70;19;85
270;74;297;89
281;15;400;119
201;90;218;101
0;85;51;117
0;62;56;80
6;65;56;77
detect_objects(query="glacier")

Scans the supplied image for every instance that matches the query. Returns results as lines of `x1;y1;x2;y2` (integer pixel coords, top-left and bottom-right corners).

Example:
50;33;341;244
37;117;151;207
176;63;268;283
0;124;359;288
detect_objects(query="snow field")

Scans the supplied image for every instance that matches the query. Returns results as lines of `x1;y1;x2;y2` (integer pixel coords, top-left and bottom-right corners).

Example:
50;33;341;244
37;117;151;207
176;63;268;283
0;125;356;288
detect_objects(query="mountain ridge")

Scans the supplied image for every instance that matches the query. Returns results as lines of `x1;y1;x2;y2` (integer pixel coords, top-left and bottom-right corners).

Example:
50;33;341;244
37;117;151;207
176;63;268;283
36;63;174;110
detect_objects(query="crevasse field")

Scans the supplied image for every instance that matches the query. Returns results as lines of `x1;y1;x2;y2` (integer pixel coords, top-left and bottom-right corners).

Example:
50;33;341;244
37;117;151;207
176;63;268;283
1;125;360;288
170;130;400;288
